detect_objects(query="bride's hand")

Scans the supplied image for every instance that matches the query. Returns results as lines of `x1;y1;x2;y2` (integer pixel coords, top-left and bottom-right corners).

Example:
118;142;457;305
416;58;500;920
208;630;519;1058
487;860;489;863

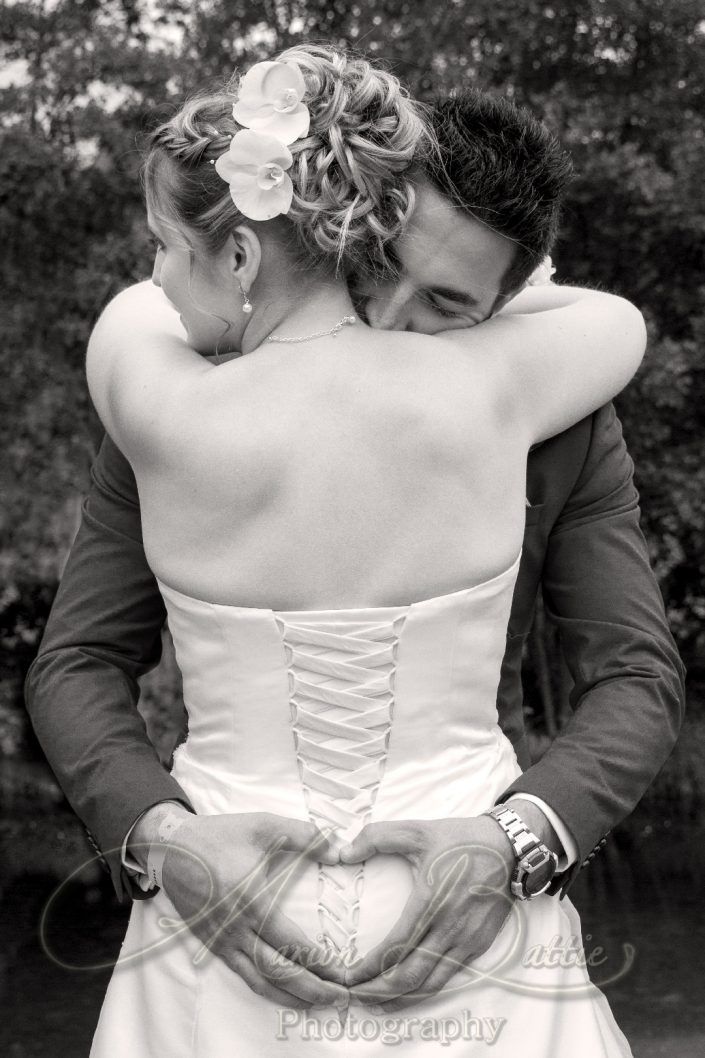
339;816;517;1011
160;812;349;1009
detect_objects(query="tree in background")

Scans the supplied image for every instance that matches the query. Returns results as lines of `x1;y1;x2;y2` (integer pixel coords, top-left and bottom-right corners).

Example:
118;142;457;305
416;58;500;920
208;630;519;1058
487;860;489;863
2;0;703;770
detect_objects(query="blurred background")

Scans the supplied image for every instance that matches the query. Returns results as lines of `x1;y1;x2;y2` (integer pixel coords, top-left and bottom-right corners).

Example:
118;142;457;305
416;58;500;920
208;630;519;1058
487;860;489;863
1;1;704;1055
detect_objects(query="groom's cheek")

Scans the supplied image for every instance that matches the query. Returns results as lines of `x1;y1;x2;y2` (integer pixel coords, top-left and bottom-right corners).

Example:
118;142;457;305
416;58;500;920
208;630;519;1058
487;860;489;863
357;278;411;331
349;277;380;322
404;308;454;336
360;294;387;329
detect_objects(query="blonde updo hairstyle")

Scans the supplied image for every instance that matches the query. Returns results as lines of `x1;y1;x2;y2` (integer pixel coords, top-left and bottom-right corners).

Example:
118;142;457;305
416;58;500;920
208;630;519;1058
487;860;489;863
144;44;432;278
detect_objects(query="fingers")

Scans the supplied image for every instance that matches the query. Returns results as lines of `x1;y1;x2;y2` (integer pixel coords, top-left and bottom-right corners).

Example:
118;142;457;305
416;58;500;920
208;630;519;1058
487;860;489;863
340;821;423;864
226;948;311;1009
374;947;467;1012
246;931;349;1008
360;896;517;1010
350;926;452;1004
198;870;348;988
261;816;339;866
202;910;349;1008
344;887;433;985
250;902;348;986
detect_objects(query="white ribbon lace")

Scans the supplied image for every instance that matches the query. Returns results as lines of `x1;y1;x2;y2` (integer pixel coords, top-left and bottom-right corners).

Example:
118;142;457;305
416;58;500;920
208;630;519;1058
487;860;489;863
276;613;406;963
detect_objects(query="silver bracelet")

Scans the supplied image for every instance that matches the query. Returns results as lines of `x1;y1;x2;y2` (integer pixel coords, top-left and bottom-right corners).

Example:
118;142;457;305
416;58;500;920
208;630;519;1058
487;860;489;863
146;810;189;890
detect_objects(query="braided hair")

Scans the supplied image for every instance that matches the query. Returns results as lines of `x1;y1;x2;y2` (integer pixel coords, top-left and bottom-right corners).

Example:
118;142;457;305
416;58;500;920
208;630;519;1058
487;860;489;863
143;44;432;278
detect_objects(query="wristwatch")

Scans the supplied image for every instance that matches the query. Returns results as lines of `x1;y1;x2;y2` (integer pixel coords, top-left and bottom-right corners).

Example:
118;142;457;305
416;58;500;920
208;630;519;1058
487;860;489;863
484;804;558;900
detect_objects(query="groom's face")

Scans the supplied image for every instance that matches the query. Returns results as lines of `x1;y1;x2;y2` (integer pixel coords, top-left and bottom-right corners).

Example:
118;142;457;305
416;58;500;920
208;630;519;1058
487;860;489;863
361;181;518;334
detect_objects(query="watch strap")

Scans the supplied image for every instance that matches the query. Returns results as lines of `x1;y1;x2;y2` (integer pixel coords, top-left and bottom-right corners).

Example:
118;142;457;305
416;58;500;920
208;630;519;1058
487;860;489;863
486;804;542;858
146;810;189;890
485;804;557;899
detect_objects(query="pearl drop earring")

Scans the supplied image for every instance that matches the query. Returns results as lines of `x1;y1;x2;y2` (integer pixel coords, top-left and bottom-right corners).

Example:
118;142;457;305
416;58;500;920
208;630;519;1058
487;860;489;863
239;283;253;315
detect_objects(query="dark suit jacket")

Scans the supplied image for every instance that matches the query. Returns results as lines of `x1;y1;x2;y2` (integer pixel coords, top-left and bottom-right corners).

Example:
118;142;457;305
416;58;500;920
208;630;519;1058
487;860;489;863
24;404;685;902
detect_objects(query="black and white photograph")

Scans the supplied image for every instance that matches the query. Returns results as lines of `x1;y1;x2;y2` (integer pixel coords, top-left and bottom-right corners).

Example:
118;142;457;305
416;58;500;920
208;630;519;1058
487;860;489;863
1;1;703;1055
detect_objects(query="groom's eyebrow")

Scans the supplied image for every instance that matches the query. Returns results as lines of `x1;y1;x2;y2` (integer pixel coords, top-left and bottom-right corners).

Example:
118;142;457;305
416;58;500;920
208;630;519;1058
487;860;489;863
430;286;481;308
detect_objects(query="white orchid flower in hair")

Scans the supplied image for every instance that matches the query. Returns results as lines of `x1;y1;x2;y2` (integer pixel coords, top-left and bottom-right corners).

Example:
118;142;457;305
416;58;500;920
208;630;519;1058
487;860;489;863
214;129;294;221
527;255;557;286
233;61;310;144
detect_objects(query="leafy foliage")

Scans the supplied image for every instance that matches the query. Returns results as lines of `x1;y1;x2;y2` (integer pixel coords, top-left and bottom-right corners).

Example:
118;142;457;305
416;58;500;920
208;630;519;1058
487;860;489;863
2;1;704;782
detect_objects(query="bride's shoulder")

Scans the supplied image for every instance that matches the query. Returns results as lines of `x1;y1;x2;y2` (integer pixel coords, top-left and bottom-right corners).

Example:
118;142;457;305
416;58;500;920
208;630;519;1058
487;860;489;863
96;280;183;335
372;327;508;408
361;329;511;442
365;325;484;368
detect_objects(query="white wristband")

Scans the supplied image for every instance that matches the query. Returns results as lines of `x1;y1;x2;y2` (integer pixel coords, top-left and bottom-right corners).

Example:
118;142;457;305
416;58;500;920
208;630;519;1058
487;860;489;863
146;810;189;891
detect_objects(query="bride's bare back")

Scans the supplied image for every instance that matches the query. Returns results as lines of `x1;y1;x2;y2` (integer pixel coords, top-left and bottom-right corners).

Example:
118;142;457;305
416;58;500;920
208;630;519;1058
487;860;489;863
137;327;528;609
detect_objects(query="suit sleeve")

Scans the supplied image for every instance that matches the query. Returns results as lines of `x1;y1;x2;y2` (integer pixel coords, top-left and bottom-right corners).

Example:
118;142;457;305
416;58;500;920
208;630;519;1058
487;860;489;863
24;435;195;903
500;404;686;892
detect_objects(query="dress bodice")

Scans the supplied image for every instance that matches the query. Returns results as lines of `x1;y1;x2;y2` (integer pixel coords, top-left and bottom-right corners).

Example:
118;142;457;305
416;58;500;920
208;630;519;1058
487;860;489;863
92;547;633;1058
156;554;524;963
156;553;522;815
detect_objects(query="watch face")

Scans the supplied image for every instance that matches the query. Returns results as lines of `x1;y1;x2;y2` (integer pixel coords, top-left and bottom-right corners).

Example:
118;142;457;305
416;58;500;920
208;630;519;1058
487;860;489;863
519;848;557;897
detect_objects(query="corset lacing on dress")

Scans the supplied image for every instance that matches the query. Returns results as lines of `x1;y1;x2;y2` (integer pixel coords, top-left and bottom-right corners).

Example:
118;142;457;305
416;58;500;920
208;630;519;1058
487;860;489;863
276;613;406;965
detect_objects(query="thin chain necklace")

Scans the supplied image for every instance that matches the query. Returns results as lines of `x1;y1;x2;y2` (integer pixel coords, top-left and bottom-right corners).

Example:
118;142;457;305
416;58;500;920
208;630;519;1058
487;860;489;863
265;314;356;344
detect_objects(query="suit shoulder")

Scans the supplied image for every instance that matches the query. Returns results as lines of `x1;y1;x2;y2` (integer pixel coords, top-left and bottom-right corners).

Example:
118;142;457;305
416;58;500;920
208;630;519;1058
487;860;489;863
526;404;624;507
527;409;595;480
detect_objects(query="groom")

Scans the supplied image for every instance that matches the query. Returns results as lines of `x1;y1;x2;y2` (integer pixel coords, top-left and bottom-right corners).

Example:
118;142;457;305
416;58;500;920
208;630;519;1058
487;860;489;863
26;89;684;1010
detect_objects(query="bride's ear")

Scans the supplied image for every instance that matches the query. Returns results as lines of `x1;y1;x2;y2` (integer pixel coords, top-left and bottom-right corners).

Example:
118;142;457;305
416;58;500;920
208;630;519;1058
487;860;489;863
228;225;262;293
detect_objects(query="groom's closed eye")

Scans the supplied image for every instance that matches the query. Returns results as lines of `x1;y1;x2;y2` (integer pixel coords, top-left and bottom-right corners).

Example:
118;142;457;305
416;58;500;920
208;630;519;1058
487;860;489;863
420;292;462;319
420;288;485;325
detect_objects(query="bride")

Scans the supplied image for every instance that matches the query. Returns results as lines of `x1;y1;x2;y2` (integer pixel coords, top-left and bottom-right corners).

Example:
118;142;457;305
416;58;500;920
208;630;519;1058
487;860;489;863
86;43;643;1056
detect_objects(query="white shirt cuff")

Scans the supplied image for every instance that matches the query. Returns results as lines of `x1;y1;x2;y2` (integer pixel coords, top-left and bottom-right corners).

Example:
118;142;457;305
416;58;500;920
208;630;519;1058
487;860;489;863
504;793;579;872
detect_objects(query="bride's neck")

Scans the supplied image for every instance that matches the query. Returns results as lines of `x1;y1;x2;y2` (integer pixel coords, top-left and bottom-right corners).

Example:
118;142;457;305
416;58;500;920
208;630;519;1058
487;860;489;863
240;275;355;355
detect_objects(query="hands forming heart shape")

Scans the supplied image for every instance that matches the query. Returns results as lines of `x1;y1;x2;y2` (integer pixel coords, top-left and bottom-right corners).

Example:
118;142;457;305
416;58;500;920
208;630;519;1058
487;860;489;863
329;816;516;1012
158;809;530;1011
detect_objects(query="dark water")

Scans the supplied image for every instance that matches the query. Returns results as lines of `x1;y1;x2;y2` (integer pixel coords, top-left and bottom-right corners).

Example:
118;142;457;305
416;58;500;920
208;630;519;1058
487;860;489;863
568;818;705;1057
1;811;704;1057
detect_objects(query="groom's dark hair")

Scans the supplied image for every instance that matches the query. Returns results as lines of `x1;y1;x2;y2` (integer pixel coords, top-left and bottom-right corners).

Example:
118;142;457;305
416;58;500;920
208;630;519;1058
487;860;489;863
428;91;573;295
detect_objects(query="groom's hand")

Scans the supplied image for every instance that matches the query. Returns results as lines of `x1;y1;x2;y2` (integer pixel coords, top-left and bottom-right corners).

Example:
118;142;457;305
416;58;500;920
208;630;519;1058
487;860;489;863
340;816;517;1012
148;812;349;1008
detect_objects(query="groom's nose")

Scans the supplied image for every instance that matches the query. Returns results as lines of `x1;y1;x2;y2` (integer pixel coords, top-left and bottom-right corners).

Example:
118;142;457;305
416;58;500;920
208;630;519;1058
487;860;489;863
365;281;415;331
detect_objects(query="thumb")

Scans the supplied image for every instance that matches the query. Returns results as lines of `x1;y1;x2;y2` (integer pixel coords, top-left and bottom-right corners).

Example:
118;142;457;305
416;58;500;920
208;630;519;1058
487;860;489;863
265;817;339;865
340;821;422;864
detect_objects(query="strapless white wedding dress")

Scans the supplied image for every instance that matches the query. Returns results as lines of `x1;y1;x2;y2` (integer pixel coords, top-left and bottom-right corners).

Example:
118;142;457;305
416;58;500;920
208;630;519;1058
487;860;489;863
90;553;632;1056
